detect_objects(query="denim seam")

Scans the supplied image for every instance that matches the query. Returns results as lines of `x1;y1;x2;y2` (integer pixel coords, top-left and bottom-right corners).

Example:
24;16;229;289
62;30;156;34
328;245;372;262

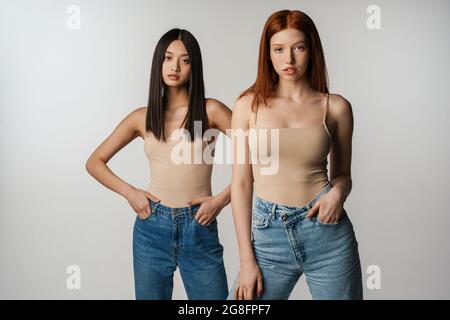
171;219;178;254
283;222;305;269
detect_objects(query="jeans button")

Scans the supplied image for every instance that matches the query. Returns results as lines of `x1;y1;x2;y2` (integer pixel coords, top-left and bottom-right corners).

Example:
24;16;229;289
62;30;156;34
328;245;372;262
282;215;288;221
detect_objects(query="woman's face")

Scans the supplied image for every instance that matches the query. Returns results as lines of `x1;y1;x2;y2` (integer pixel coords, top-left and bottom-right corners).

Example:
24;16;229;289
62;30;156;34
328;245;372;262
269;28;310;81
162;40;191;87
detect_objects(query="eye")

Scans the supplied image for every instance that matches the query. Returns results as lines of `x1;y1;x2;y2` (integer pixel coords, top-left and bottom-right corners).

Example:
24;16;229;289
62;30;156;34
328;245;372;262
273;47;283;53
295;45;306;51
164;55;171;61
181;58;190;64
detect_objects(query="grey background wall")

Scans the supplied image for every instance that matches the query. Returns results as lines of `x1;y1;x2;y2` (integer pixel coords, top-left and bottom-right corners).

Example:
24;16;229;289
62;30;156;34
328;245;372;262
1;0;449;299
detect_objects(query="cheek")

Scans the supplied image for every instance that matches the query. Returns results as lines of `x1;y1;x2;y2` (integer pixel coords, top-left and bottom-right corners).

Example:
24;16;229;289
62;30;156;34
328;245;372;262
297;52;309;64
270;54;284;70
293;54;309;71
162;62;170;74
181;65;191;78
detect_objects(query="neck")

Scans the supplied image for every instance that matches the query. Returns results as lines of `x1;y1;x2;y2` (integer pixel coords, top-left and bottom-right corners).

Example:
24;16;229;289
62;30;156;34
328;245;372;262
274;75;314;103
165;85;189;110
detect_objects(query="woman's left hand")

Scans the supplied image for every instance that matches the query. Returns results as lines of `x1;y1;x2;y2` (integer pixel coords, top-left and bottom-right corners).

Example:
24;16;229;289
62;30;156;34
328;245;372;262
187;195;225;226
306;188;345;224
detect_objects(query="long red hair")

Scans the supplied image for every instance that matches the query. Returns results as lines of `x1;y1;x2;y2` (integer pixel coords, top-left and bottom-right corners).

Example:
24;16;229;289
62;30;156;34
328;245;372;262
240;10;329;111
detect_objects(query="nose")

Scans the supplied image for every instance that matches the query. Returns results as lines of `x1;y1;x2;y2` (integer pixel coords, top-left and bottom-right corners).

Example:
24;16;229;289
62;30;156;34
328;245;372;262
285;49;294;64
170;59;181;72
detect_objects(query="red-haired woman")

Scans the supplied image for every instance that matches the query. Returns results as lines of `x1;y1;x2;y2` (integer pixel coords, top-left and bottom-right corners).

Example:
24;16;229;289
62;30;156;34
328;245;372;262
228;10;363;300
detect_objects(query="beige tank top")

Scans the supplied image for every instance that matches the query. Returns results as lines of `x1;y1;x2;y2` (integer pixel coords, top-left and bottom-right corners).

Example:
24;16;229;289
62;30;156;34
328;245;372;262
249;93;332;207
144;131;214;208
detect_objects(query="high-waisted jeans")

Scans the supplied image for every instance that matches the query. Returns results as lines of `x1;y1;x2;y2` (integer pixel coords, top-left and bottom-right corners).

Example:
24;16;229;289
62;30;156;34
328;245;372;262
133;199;228;300
228;184;363;300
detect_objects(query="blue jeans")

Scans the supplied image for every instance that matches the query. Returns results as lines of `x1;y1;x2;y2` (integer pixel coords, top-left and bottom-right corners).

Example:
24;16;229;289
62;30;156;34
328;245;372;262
133;199;228;300
228;184;363;300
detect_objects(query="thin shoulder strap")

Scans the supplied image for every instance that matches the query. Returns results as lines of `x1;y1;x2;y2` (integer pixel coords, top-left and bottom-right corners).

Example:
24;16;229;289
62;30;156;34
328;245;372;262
323;93;330;124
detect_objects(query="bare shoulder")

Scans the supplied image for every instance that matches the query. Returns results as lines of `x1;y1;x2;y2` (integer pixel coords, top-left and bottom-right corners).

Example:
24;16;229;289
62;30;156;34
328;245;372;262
206;98;231;117
132;106;147;119
328;93;353;122
233;92;255;115
205;98;231;129
129;106;147;139
232;92;256;128
328;93;352;114
325;93;354;138
206;97;228;111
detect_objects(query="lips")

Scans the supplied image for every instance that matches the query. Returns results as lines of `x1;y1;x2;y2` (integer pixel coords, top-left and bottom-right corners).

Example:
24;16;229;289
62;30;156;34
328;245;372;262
168;74;180;80
283;67;297;74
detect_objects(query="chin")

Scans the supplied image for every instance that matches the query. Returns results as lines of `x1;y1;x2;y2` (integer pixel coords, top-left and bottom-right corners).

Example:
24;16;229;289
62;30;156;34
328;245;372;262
163;81;178;87
280;74;301;81
164;80;188;87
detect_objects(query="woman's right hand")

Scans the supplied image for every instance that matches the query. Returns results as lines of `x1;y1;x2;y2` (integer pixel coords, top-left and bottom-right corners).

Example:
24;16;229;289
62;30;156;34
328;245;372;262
124;186;160;220
234;260;264;300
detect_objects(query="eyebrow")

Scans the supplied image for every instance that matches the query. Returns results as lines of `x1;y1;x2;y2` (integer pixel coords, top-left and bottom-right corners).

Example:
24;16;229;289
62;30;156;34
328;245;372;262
271;41;305;47
165;50;189;57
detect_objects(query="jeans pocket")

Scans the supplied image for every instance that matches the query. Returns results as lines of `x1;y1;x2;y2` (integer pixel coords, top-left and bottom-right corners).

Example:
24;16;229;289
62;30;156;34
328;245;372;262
252;208;270;229
137;201;158;221
315;209;348;227
193;216;218;228
192;206;217;228
137;210;155;221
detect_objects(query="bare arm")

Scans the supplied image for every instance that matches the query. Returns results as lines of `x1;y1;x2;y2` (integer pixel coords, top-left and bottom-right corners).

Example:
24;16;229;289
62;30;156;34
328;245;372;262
306;94;354;222
230;96;255;263
230;95;263;300
186;98;232;224
207;98;233;206
329;95;354;203
85;107;158;219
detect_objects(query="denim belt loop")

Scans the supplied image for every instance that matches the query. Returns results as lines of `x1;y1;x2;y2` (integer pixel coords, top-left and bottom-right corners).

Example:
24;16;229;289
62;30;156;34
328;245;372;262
271;203;277;220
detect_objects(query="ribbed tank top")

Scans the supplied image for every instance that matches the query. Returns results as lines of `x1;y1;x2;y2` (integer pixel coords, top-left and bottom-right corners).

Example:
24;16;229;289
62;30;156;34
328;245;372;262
144;131;214;208
248;93;332;207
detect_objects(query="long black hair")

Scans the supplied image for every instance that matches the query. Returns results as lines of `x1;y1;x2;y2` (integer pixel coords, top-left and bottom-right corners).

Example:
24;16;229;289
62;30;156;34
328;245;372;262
146;28;209;142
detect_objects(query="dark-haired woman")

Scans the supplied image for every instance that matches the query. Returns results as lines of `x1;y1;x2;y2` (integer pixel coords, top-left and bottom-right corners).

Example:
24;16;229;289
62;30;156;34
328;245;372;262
86;29;231;300
228;10;363;300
